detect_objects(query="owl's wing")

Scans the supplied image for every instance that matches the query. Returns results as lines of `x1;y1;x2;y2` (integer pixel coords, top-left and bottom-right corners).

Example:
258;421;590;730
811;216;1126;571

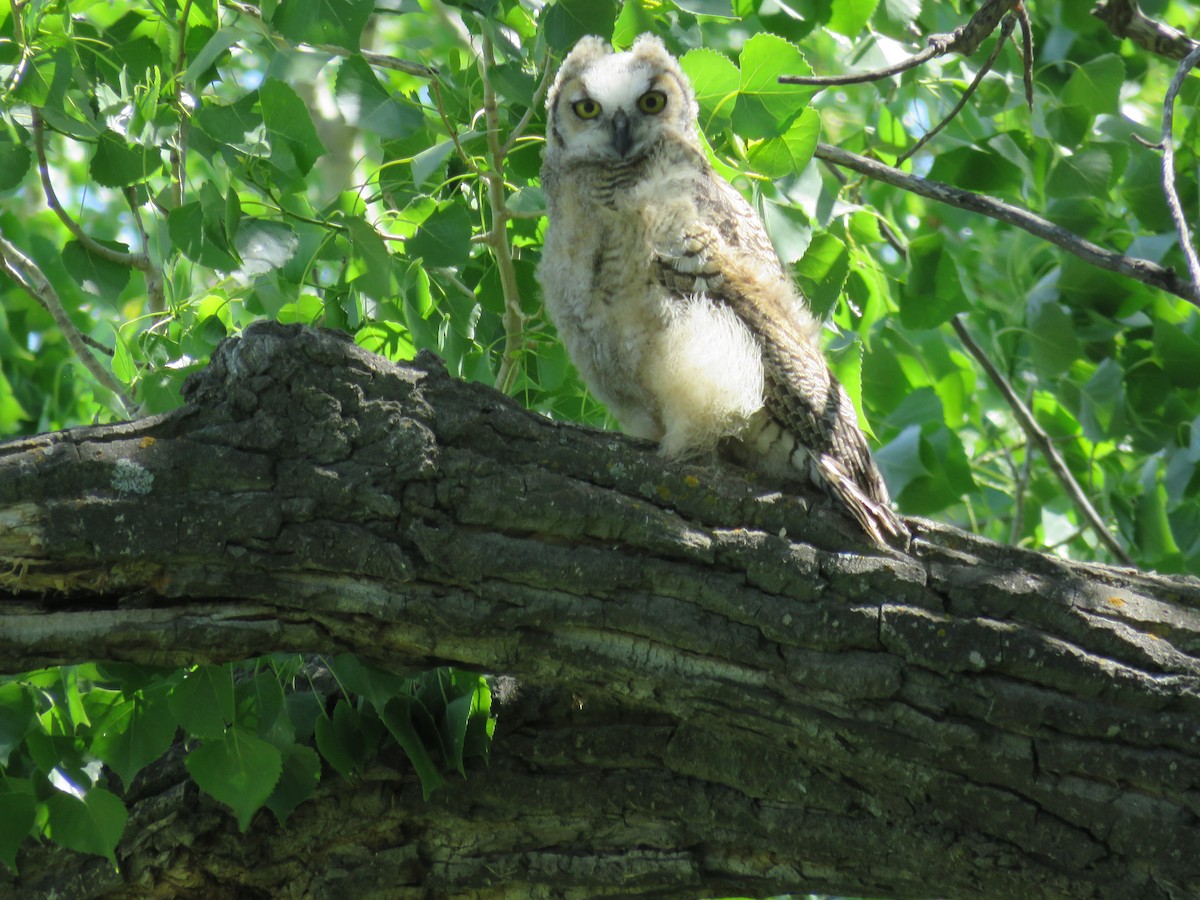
653;164;906;546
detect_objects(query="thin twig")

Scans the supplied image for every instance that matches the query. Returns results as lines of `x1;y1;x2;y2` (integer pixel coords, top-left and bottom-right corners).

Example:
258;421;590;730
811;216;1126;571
951;315;1134;565
780;0;1021;85
898;15;1017;165
171;0;194;211
0;233;136;416
220;0;436;77
815;142;1200;307
478;34;527;395
780;40;943;86
1160;43;1200;289
500;48;554;160
431;79;482;175
31;112;150;269
1009;422;1034;547
1016;3;1035;109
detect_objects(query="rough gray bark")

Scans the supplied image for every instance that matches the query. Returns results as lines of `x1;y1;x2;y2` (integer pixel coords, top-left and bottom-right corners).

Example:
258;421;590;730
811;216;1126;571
1;321;1199;899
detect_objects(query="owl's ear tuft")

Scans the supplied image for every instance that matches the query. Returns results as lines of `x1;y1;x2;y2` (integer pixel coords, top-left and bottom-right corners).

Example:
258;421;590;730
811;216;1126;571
629;33;672;67
547;35;611;111
560;35;611;72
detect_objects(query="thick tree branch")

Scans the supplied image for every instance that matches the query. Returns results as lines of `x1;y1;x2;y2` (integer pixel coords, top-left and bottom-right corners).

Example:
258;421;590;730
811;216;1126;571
1;323;1198;898
815;142;1200;307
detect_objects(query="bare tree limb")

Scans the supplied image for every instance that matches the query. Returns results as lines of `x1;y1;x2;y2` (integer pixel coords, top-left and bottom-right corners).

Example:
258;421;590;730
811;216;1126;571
815;142;1200;307
780;0;1021;85
950;315;1134;566
1160;43;1200;290
1092;0;1199;61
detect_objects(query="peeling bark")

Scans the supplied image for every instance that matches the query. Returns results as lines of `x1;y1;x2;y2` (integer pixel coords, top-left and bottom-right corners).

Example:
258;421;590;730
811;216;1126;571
1;322;1198;899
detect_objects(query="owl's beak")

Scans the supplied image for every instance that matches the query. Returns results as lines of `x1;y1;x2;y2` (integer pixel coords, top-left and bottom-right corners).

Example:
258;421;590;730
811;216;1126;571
610;110;633;158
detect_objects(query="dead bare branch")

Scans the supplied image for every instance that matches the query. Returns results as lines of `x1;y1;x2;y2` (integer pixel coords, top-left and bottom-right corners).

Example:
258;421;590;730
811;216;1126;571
950;315;1134;565
1159;43;1200;290
780;0;1022;86
1092;0;1199;61
815;142;1200;308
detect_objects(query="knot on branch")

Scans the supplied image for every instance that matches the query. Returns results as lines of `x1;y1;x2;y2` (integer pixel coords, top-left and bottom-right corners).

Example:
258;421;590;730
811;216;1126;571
180;322;441;480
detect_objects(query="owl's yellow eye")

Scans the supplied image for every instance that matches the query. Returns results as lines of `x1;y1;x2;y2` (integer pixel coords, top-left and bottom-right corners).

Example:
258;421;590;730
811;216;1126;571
572;98;602;119
637;90;667;115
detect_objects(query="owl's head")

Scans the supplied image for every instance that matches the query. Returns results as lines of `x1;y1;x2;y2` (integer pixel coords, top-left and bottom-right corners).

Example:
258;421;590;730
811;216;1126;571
544;34;699;164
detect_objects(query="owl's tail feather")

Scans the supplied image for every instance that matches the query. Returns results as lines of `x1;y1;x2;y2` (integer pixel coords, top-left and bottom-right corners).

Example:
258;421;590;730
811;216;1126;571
815;453;909;549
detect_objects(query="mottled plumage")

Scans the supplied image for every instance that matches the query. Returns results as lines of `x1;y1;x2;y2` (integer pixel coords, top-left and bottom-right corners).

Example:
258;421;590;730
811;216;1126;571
538;34;905;546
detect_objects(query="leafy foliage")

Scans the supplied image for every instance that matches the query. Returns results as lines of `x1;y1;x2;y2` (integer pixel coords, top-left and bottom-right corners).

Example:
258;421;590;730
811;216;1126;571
0;660;494;867
1;0;1199;871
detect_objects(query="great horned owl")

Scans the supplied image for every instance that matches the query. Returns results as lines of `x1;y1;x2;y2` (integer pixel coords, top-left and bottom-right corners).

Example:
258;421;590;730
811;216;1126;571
537;33;905;547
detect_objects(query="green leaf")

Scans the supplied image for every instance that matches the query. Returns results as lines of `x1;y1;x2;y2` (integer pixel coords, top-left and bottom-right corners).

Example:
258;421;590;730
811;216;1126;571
1063;54;1124;117
45;788;128;865
829;0;879;37
185;729;283;831
270;0;374;52
91;690;178;789
343;215;394;300
111;329;136;385
673;0;735;18
0;788;35;873
328;654;411;712
265;744;321;824
747;107;820;179
235;219;299;276
381;696;446;799
168;665;235;740
0;125;31;191
181;25;247;84
334;55;424;140
407;202;473;269
1153;320;1200;389
882;421;974;514
233;671;289;747
926;147;1023;195
1046;149;1114;200
61;240;133;303
541;0;619;51
193;93;266;156
1027;296;1081;378
794;231;848;318
89;130;160;188
314;700;368;778
168;201;240;271
1079;357;1123;440
874;424;927;499
898;234;968;329
260;78;327;183
0;682;35;766
733;34;816;140
680;48;741;133
1136;463;1181;564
